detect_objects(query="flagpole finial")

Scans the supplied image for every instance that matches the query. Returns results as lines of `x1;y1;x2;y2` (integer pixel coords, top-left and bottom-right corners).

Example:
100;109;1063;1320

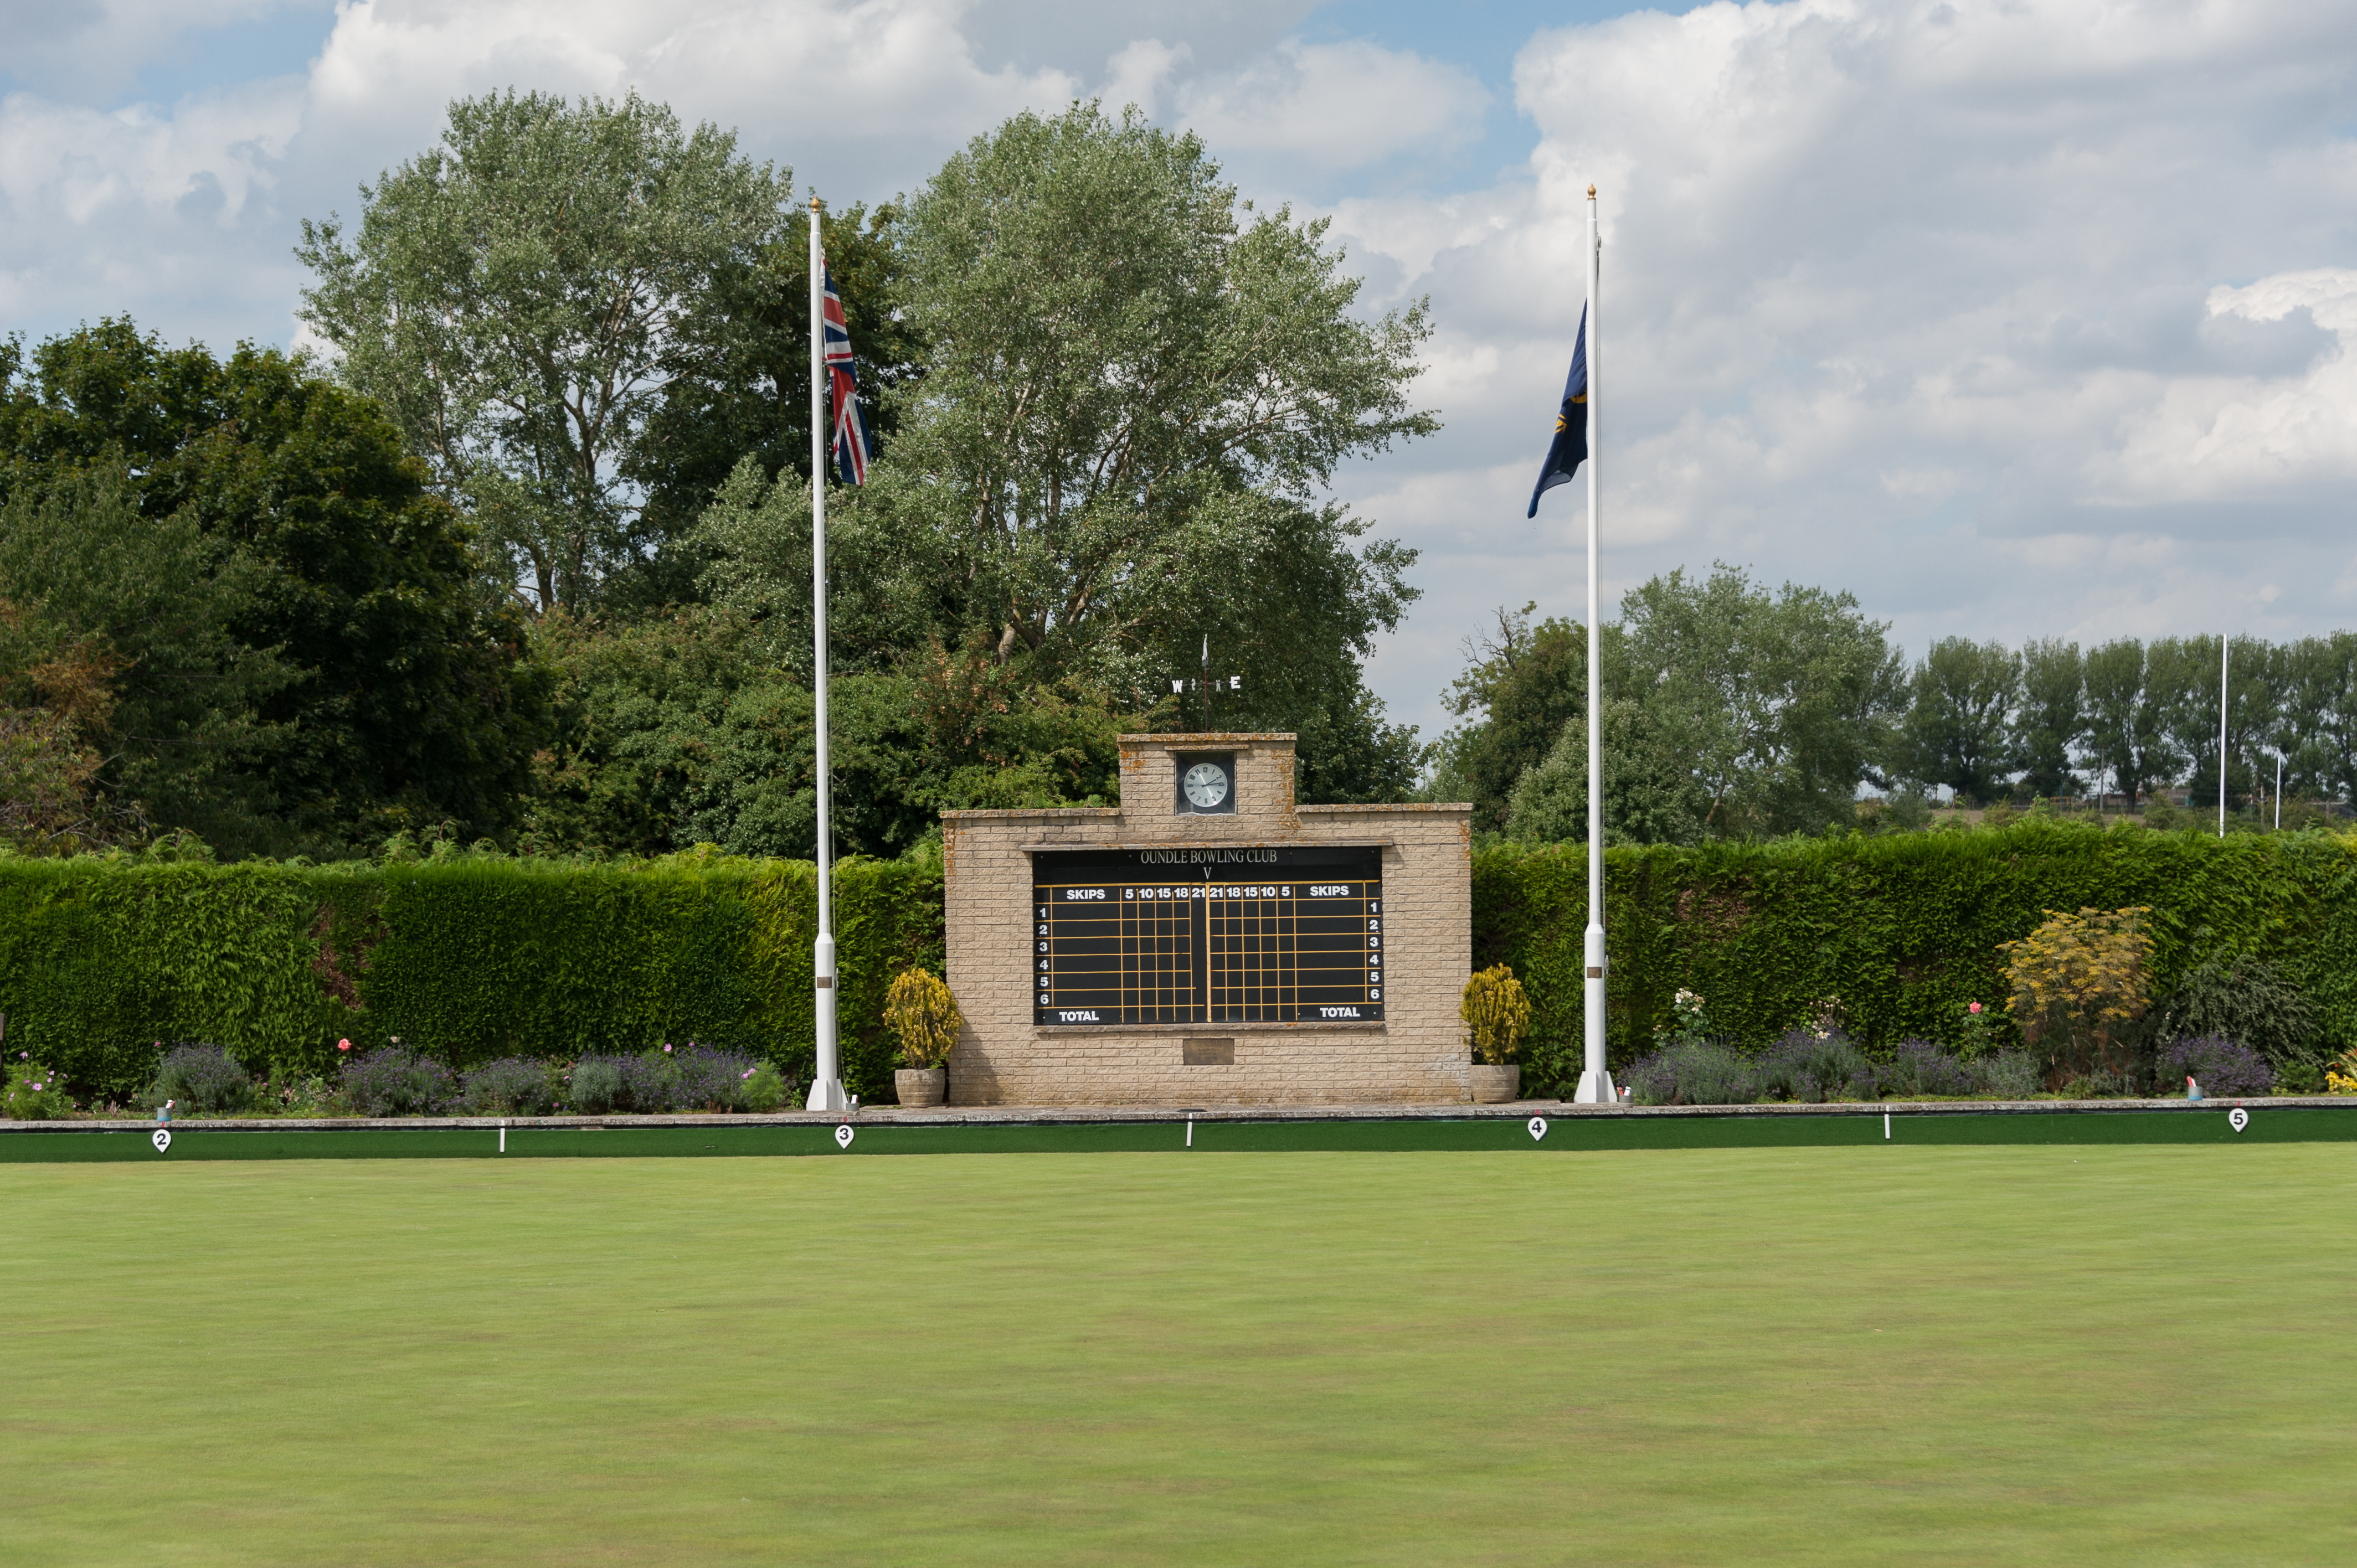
1587;184;1597;199
810;194;821;212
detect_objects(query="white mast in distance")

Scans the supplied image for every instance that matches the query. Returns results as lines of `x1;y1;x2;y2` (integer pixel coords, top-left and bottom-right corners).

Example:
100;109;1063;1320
807;195;846;1114
2217;636;2229;839
1575;184;1617;1107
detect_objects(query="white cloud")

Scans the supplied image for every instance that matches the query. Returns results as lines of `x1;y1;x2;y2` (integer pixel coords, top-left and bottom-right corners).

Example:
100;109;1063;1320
1332;0;2357;735
1173;40;1489;176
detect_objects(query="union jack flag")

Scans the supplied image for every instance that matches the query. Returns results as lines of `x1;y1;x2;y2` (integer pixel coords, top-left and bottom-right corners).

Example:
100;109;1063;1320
821;261;872;485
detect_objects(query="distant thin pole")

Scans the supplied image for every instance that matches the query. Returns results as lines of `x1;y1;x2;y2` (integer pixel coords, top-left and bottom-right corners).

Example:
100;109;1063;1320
2276;752;2283;831
2217;637;2229;838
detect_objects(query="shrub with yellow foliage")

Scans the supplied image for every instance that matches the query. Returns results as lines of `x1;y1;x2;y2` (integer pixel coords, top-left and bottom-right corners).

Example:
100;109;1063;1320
1999;906;2154;1084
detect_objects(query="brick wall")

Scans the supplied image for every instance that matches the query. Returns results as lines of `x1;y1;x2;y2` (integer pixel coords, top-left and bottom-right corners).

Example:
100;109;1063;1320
943;733;1474;1105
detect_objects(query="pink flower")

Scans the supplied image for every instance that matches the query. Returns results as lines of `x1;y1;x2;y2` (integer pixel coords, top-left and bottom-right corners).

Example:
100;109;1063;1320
337;1038;352;1051
740;1067;756;1080
663;1043;673;1053
1968;1002;1983;1015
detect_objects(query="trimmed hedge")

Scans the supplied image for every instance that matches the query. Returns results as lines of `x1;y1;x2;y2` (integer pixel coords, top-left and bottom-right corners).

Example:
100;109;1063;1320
1478;823;2357;1098
7;823;2354;1106
0;854;942;1103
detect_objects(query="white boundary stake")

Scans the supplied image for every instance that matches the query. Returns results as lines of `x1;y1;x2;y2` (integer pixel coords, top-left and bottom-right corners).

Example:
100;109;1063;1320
1884;1112;1891;1141
1186;1117;1194;1148
499;1118;507;1154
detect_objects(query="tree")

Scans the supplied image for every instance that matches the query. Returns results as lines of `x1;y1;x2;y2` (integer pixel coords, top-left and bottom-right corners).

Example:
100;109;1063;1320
1505;694;1709;846
0;468;291;848
526;607;1133;859
1;321;545;851
2143;635;2270;813
297;91;795;614
1900;637;2020;804
1432;604;1585;832
2080;638;2171;806
617;202;922;614
2011;637;2086;799
1610;564;1903;837
851;102;1433;793
2276;633;2357;807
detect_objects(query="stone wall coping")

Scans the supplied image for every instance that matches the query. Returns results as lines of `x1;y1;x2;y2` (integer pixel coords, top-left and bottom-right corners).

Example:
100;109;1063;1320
1116;732;1298;746
941;807;1122;821
1298;803;1472;814
1020;838;1397;852
9;1095;2339;1134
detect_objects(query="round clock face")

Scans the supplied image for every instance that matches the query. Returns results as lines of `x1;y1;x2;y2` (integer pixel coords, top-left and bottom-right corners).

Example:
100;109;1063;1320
1182;761;1231;808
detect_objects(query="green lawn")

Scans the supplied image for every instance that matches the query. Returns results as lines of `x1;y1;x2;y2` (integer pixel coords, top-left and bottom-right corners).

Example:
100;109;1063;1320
4;1145;2352;1565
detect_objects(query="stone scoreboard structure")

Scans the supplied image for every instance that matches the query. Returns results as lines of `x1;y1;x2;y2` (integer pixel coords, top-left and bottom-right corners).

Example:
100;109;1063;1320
941;733;1473;1105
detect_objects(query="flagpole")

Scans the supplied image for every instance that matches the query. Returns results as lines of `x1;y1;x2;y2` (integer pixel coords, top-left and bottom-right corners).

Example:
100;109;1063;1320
807;195;845;1115
1576;184;1615;1107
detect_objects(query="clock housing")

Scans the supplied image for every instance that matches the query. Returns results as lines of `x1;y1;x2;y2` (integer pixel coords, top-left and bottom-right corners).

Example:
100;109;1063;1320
1172;752;1238;814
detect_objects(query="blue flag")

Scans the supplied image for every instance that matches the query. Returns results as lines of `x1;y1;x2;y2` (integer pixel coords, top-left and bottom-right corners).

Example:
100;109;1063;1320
1527;307;1588;518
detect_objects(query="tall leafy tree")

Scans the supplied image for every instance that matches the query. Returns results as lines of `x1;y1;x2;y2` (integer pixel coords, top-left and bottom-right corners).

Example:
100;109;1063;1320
2011;637;2086;799
843;102;1434;797
296;90;796;614
1;322;542;852
1899;637;2020;804
1609;564;1903;837
2276;633;2357;806
2080;638;2171;806
1431;604;1585;832
2144;635;2272;811
617;202;921;613
0;468;291;848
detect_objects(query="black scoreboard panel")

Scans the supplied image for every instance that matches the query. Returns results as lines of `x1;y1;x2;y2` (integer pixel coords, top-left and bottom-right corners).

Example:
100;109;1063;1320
1032;847;1385;1026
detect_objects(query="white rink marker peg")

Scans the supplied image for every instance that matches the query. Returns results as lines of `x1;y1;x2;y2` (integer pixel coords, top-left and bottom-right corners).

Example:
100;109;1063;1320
150;1128;172;1154
1527;1116;1548;1142
834;1123;855;1151
499;1118;507;1154
1885;1112;1891;1141
2229;1107;2250;1134
1186;1116;1194;1148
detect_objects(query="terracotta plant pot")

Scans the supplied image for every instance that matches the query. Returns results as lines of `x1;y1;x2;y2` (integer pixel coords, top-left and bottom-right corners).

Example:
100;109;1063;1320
1468;1064;1521;1103
895;1067;947;1107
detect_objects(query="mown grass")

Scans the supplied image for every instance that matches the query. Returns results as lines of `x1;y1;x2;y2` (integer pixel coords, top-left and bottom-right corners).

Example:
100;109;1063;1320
4;1144;2353;1565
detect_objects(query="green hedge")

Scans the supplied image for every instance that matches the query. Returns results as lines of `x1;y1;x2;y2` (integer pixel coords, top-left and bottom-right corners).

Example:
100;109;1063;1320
7;824;2354;1107
0;854;942;1103
1478;823;2357;1098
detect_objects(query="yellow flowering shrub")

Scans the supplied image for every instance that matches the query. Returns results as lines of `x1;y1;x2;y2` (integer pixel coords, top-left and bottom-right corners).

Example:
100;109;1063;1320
1998;906;2154;1082
1461;964;1533;1066
882;967;963;1070
2327;1050;2357;1096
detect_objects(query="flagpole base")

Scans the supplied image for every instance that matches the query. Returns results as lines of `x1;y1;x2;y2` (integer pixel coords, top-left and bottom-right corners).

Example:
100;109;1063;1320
1573;1068;1618;1105
805;1077;847;1114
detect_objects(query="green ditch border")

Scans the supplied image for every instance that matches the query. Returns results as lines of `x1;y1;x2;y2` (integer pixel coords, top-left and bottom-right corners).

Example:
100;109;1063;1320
2;1107;2353;1162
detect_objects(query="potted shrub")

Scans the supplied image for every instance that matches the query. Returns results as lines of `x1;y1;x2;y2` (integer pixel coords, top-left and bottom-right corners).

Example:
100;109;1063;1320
1461;964;1531;1103
884;968;961;1107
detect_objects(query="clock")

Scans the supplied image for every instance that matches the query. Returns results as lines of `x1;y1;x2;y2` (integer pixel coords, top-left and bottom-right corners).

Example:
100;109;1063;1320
1173;754;1237;814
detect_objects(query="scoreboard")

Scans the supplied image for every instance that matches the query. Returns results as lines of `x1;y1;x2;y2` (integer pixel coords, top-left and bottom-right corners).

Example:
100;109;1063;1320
1031;847;1385;1027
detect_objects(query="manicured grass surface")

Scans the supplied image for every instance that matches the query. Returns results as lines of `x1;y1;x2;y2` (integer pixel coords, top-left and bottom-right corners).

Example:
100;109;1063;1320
6;1146;2353;1565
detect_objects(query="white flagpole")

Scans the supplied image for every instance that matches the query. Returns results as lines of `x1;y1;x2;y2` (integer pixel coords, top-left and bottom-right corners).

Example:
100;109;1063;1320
807;196;845;1114
1576;184;1616;1107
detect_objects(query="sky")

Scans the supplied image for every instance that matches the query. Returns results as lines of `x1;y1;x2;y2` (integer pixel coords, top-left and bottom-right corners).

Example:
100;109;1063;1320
3;0;2354;749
